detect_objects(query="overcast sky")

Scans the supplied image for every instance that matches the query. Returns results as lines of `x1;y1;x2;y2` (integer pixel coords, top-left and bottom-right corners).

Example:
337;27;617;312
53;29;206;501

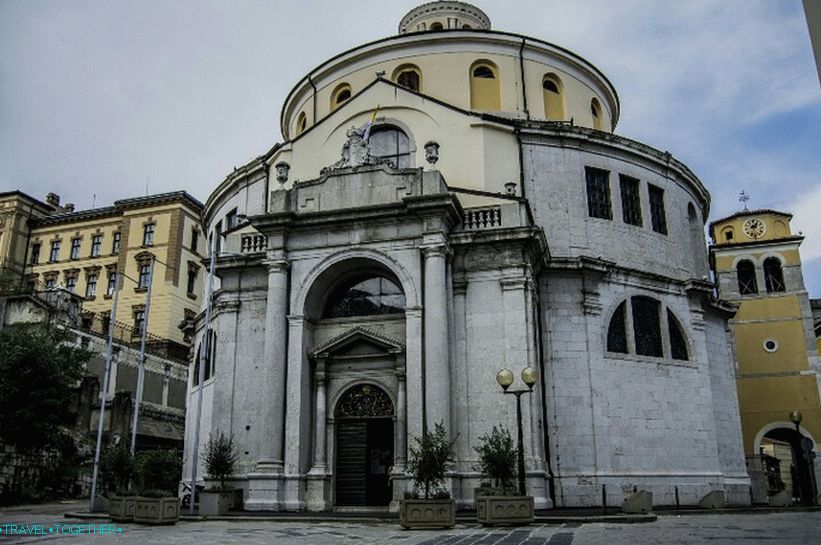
1;0;819;294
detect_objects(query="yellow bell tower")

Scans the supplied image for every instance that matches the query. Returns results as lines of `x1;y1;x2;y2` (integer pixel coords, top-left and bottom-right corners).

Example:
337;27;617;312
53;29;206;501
710;208;821;505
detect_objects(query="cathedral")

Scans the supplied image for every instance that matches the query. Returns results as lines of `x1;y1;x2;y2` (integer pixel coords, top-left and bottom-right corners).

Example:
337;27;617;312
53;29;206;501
182;1;750;510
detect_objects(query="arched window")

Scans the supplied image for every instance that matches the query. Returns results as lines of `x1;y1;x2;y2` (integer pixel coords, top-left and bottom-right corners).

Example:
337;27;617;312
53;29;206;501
763;257;785;293
295;111;307;136
462;24;472;29
331;83;352;110
542;74;564;120
368;125;411;168
737;260;758;295
193;329;216;385
335;383;394;418
723;228;734;242
667;310;689;361
323;275;405;318
393;65;422;92
430;22;444;31
591;98;603;130
607;301;628;353
632;296;662;357
605;296;689;361
470;60;501;111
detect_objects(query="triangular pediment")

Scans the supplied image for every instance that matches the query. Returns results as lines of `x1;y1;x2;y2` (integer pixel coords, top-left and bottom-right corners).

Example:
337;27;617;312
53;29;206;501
310;325;405;359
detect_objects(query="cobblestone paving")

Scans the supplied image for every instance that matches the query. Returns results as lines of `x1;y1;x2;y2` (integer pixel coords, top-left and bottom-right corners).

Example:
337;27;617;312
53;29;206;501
1;504;820;545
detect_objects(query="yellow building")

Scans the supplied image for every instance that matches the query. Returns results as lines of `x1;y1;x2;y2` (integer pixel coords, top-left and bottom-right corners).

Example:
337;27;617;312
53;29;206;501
0;191;58;280
710;208;821;504
24;191;204;350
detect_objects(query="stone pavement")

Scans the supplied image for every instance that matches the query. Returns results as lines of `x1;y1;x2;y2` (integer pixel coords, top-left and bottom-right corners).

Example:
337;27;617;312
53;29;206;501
1;504;821;544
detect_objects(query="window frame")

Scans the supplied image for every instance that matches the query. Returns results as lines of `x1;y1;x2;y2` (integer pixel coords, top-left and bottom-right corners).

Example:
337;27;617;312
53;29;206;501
736;259;758;295
86;274;98;298
619;174;643;227
585;166;613;220
70;238;81;260
30;243;41;265
763;257;786;293
49;240;61;262
112;232;121;254
604;295;691;363
142;223;155;246
90;234;102;257
648;184;667;235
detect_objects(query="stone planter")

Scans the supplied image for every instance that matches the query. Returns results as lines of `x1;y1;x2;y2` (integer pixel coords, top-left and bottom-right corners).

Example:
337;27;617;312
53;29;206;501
476;496;534;526
200;489;232;516
399;499;455;529
133;496;180;525
108;495;136;522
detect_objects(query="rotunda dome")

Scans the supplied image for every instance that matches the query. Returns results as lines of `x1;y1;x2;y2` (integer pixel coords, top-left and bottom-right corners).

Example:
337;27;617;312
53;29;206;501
398;1;491;33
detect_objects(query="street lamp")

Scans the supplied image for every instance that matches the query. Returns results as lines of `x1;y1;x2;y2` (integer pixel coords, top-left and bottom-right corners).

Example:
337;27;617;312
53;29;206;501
496;366;538;495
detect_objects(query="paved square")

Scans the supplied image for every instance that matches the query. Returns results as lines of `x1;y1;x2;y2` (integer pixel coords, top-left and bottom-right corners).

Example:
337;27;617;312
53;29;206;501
1;504;820;544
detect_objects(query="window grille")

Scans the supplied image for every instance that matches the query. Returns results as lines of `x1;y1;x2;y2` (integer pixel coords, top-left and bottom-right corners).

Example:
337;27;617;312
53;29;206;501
585;167;612;219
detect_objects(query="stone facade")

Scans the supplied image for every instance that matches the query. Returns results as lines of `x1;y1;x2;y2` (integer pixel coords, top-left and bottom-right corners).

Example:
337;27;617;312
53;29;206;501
183;2;750;510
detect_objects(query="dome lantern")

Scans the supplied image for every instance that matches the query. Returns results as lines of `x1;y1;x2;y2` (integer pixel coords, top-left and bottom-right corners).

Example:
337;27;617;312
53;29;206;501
398;1;491;34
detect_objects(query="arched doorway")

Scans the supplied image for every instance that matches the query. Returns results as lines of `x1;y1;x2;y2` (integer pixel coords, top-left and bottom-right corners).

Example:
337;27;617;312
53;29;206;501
334;383;395;506
760;427;818;505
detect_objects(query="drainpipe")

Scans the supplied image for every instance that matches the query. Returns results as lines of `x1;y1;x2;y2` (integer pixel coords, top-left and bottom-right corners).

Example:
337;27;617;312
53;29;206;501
519;38;529;120
515;127;527;200
308;74;318;129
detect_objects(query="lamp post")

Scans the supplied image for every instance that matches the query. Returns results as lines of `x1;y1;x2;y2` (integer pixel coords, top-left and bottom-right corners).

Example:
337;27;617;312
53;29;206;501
496;366;539;496
789;410;818;506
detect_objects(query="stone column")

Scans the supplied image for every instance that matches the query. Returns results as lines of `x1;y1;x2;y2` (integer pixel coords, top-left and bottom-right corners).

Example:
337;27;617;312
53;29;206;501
312;366;328;471
258;251;289;470
395;368;407;468
423;243;450;435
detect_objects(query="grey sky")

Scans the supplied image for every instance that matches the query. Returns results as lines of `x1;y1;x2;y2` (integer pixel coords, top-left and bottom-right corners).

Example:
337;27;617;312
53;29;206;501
1;0;819;293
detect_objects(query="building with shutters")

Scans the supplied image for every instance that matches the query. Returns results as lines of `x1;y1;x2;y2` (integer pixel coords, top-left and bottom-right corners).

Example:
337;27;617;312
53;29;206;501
183;1;750;510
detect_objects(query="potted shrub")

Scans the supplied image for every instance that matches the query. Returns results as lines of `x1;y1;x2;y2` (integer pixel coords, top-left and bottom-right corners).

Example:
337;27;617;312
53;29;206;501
399;422;456;529
200;432;238;516
133;449;182;525
101;444;136;522
474;426;534;525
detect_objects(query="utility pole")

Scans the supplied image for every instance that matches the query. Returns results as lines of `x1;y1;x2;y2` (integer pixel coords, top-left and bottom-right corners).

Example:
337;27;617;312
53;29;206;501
130;256;155;454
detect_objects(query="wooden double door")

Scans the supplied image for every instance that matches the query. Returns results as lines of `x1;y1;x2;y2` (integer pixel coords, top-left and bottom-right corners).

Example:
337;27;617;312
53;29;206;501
335;418;394;506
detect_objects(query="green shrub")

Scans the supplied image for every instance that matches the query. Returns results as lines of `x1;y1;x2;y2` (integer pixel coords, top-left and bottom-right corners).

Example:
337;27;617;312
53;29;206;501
474;425;517;490
100;443;134;495
407;422;455;499
135;449;182;496
203;432;238;491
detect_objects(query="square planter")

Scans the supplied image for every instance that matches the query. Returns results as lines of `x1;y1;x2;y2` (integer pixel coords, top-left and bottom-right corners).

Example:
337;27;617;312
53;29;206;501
476;496;534;526
399;499;455;529
109;495;136;522
200;489;232;516
134;496;180;525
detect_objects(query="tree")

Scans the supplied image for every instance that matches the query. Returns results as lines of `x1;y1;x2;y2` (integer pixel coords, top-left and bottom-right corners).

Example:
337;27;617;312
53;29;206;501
0;323;90;451
203;432;238;491
474;425;517;490
407;422;455;499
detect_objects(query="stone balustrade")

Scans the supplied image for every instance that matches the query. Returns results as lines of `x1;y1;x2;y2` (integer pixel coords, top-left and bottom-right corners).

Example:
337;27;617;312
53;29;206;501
461;201;528;231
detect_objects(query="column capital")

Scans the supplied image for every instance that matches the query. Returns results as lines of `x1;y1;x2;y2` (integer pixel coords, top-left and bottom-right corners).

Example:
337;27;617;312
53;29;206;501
263;250;290;273
421;243;450;259
500;276;528;291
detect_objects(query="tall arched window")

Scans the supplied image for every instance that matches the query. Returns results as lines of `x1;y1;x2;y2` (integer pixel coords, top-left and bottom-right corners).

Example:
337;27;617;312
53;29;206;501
368;125;411;168
737;260;758;295
632;296;662;357
667;310;689;361
542;74;564;120
607;301;628;353
295;111;307;136
430;22;444;31
323;275;405;318
763;257;786;293
393;65;422;92
193;329;216;385
591;98;603;130
470;60;501;111
331;83;352;111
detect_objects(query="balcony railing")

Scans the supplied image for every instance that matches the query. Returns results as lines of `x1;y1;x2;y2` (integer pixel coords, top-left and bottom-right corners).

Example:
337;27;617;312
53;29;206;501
463;206;502;230
240;234;267;254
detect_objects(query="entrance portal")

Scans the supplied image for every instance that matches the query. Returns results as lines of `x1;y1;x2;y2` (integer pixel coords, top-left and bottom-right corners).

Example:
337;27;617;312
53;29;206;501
761;427;818;505
334;384;394;506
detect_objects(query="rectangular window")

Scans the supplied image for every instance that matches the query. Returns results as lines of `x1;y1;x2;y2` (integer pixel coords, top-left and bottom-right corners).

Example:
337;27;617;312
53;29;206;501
90;235;102;257
112;232;121;254
226;209;238;230
134;310;146;335
86;274;97;298
214;221;223;255
70;238;81;259
66;276;77;293
138;263;152;289
143;223;155;246
191;228;198;253
107;271;117;295
585;167;612;219
49;241;61;262
30;243;41;265
648;184;667;234
619;174;642;226
45;277;57;289
187;268;197;295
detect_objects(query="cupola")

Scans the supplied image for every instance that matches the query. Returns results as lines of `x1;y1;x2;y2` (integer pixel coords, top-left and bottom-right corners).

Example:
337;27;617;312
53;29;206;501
398;1;491;33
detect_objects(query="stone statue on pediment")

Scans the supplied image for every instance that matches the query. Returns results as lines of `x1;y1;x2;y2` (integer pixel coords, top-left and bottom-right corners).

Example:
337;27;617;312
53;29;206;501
321;125;388;175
